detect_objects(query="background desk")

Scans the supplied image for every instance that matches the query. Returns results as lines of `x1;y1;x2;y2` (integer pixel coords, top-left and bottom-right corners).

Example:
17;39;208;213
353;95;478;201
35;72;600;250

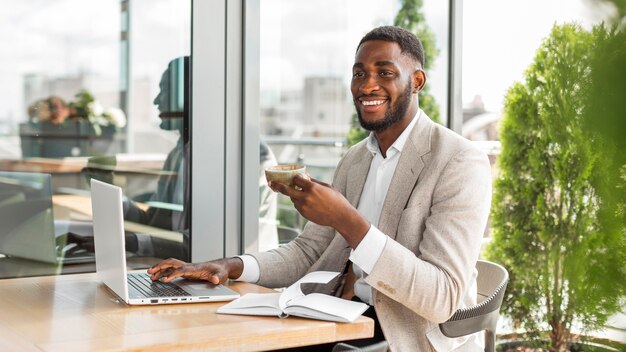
0;156;169;198
0;256;158;280
0;273;374;351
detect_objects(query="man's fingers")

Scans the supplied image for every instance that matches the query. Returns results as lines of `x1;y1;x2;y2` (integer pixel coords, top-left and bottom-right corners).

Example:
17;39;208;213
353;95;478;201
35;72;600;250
292;174;314;190
147;262;172;274
160;269;185;283
147;259;231;285
209;273;223;285
147;258;184;275
149;266;175;281
309;178;332;188
272;181;301;199
209;267;231;285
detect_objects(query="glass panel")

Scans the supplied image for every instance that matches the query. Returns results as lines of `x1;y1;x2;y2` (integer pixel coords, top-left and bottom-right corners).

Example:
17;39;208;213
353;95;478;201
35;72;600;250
0;0;191;278
257;0;450;248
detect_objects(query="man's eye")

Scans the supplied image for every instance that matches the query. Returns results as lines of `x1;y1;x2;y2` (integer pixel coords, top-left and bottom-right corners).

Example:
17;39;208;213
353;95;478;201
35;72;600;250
352;72;365;78
379;71;394;77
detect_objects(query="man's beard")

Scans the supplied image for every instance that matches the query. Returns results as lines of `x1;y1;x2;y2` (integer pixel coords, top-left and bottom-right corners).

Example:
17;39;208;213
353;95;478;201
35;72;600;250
355;78;413;132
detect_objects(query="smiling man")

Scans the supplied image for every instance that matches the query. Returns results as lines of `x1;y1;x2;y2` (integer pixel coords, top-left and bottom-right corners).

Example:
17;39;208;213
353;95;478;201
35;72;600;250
148;26;492;351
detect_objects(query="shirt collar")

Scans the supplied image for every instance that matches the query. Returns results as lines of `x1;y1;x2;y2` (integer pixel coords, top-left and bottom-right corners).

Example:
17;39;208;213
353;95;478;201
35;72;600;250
365;110;421;157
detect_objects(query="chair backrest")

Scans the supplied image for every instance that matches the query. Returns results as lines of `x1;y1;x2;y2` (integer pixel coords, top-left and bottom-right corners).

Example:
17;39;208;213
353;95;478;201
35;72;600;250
439;260;509;352
446;260;508;322
476;260;509;306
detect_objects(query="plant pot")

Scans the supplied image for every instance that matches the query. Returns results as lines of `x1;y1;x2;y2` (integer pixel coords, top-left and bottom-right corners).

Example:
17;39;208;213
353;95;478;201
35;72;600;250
19;121;124;158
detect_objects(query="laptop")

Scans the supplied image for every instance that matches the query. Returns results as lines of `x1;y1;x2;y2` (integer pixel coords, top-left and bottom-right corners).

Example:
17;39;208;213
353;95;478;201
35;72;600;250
90;178;240;305
0;171;95;264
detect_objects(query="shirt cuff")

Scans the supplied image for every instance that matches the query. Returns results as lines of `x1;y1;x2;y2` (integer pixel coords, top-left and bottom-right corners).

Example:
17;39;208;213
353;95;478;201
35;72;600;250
234;255;260;283
349;225;387;274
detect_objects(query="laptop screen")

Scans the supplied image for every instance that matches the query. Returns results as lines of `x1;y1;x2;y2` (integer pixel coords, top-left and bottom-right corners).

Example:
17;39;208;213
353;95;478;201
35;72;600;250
0;172;57;263
91;179;130;301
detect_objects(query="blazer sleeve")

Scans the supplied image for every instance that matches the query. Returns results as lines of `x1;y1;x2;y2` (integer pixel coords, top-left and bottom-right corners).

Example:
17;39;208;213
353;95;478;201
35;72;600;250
249;146;355;288
364;147;492;323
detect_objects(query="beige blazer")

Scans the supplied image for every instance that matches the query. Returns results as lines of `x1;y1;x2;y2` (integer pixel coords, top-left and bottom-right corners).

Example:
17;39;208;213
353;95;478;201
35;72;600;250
251;111;492;351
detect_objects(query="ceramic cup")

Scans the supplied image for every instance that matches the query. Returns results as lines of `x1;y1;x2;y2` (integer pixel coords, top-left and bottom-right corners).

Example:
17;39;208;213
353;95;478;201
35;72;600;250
264;164;307;187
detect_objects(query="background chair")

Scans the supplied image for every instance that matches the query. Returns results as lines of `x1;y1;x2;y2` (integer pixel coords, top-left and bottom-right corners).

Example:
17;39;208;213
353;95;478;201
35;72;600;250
439;260;509;352
277;226;300;245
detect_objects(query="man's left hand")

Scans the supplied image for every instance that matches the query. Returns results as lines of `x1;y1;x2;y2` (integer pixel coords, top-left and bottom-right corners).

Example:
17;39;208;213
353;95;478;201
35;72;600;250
269;175;370;248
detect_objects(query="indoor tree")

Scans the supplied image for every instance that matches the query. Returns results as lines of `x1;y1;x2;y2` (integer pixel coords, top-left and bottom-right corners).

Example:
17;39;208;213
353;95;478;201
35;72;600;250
486;23;625;351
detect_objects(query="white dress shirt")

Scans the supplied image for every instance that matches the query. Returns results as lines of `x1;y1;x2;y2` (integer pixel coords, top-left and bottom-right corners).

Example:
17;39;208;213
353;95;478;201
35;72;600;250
237;112;421;305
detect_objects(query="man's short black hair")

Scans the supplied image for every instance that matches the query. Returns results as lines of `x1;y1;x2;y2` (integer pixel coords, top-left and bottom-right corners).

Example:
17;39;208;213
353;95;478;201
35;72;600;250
357;26;425;68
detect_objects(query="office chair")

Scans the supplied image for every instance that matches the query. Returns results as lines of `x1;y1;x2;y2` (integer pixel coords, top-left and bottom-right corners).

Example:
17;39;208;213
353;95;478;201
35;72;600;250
439;260;509;352
277;226;300;245
331;260;508;352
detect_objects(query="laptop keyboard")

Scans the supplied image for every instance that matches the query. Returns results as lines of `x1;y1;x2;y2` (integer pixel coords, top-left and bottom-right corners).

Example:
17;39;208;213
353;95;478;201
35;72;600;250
127;273;191;298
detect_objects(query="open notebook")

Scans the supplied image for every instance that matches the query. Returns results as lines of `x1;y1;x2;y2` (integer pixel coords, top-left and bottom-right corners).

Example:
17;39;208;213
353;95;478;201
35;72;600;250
217;271;368;322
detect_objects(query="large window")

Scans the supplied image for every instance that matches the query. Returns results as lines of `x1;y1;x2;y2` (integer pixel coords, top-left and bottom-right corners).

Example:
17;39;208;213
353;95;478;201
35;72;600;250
252;0;451;249
0;0;191;278
0;0;455;276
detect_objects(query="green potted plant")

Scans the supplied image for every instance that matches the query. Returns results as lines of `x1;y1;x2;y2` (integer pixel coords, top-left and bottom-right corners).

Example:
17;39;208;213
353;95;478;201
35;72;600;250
69;89;127;137
487;23;625;351
21;89;126;158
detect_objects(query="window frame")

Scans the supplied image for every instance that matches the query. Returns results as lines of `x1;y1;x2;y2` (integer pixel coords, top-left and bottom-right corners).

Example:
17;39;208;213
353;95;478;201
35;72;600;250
191;0;462;260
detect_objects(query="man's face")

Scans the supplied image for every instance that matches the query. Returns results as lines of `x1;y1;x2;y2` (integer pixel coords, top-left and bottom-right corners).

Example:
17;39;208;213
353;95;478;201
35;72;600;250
351;40;419;132
154;67;183;131
154;70;170;115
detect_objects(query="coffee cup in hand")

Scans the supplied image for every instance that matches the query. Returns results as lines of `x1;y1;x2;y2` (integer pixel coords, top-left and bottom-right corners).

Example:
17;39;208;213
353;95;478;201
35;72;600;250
265;164;308;188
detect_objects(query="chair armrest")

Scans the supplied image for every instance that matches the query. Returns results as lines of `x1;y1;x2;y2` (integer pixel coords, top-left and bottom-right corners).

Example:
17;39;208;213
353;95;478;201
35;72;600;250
439;309;500;338
438;279;508;338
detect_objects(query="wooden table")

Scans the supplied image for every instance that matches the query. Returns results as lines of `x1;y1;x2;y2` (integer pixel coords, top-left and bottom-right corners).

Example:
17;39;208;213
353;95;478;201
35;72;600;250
0;273;374;351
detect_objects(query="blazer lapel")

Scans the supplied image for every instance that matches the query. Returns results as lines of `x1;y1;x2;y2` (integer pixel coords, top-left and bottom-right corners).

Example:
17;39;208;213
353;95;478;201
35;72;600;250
378;113;433;240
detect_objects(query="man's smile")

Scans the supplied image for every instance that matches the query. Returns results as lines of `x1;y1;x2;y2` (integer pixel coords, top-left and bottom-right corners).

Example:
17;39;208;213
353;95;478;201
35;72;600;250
358;97;388;113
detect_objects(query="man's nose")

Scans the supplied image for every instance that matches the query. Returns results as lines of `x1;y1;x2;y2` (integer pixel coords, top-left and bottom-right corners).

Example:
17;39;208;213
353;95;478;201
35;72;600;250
359;75;380;95
153;94;160;106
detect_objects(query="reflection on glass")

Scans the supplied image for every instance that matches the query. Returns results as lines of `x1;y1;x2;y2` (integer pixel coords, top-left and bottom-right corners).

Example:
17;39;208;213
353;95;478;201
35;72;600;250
0;0;191;278
258;0;449;245
21;90;127;158
0;172;90;266
121;56;189;259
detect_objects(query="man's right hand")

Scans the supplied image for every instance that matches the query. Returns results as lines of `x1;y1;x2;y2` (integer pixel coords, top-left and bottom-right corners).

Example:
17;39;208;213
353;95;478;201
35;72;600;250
147;257;243;285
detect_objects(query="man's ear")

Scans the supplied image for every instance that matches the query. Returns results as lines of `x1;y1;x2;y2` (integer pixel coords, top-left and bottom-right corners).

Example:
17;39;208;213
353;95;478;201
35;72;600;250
413;69;427;93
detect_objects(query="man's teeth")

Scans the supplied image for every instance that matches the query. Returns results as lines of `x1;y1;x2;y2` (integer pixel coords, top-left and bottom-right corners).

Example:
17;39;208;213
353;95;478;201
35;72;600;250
362;100;385;106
